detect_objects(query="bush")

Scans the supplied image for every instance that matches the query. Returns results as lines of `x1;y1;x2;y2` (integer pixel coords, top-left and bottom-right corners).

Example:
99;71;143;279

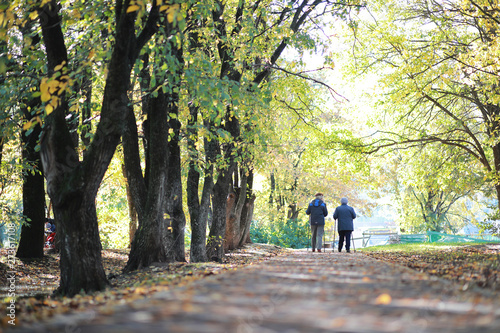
250;217;310;249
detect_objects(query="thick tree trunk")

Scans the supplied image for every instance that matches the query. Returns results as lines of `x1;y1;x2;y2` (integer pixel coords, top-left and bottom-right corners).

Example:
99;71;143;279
207;178;227;262
38;1;108;295
39;1;159;294
224;171;248;251
17;119;45;259
161;19;186;262
207;163;235;262
224;189;237;252
187;109;217;262
165;116;186;262
238;170;255;246
240;195;256;245
123;92;172;271
55;196;108;295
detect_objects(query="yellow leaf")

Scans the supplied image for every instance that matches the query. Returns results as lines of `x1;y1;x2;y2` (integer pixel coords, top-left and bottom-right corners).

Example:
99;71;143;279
40;77;48;91
375;293;392;305
126;5;140;13
41;91;51;103
54;61;66;72
50;96;60;108
58;82;68;95
23;120;32;130
166;4;180;23
45;104;54;115
48;80;60;94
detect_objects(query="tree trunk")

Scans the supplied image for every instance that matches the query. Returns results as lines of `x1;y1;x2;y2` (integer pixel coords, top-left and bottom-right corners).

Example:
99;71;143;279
239;194;256;246
0;133;3;166
163;18;186;261
55;195;108;295
80;66;93;153
165;116;186;262
224;188;237;252
39;1;159;295
224;170;248;251
186;105;205;262
123;91;172;271
122;164;137;248
492;143;500;212
38;1;108;295
238;169;255;246
17;118;45;259
207;167;235;262
187;107;217;262
288;204;300;220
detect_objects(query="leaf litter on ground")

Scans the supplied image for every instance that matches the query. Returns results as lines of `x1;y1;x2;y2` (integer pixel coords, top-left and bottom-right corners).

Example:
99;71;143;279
362;243;500;291
0;243;287;327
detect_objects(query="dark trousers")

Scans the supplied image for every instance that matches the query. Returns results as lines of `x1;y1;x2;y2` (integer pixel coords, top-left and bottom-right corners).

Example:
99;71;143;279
338;230;352;252
311;225;324;250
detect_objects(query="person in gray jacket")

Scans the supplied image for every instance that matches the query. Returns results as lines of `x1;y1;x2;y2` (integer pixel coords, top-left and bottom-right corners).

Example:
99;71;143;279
333;197;356;253
306;193;328;252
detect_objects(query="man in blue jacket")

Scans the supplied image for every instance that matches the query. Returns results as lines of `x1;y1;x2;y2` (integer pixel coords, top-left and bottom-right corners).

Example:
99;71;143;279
333;197;356;253
306;193;328;252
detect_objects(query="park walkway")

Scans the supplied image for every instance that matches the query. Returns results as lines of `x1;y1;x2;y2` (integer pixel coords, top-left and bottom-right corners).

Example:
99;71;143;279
11;250;500;332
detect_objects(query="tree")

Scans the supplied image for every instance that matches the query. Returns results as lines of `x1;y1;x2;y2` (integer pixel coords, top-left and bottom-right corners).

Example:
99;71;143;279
346;0;500;213
123;4;187;270
16;20;46;259
203;0;364;262
34;0;159;295
388;144;483;233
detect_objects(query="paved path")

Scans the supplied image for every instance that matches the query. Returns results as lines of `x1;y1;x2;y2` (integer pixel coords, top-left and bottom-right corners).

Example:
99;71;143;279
10;251;500;332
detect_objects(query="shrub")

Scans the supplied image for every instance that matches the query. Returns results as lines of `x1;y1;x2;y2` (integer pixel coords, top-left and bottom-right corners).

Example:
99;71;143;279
250;217;310;249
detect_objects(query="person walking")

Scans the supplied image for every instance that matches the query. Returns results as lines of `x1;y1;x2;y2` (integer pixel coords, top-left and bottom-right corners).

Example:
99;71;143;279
333;197;356;253
306;193;328;252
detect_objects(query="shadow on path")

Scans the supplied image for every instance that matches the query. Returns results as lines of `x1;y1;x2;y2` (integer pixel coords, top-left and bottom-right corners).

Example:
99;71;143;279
10;250;500;332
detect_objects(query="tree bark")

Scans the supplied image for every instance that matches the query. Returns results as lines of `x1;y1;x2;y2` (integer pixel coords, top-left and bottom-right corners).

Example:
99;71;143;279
186;104;205;262
165;115;186;262
123;92;172;271
225;170;248;251
238;169;255;246
207;169;234;262
80;66;93;153
240;195;256;245
122;164;137;248
224;189;237;252
187;110;217;262
17;114;45;259
163;19;186;262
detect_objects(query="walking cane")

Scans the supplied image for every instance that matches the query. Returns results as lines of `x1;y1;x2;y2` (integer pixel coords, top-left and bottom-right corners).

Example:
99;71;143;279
351;232;356;253
307;216;311;252
333;219;337;253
